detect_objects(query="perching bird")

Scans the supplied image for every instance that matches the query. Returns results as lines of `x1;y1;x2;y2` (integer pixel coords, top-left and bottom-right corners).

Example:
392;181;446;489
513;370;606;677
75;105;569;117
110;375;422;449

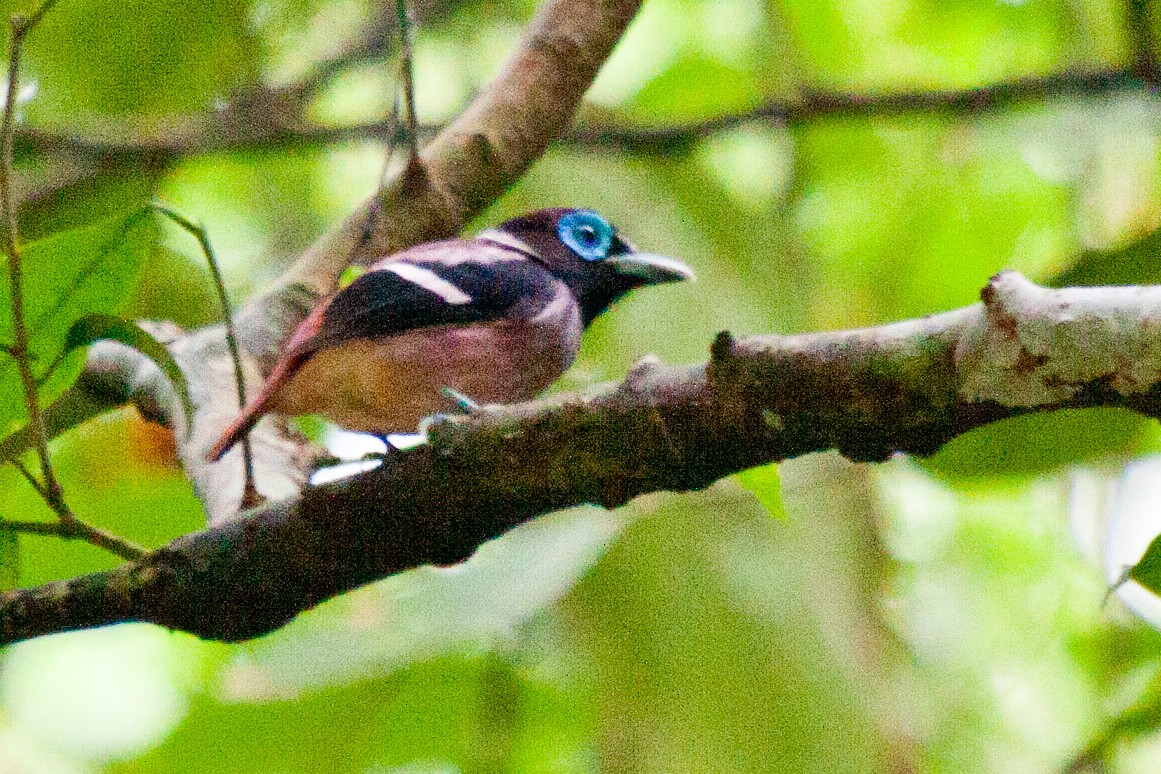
206;208;694;462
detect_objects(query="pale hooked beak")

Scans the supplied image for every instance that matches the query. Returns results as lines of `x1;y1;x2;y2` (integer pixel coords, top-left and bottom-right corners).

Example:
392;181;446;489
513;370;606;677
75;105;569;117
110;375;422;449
608;253;696;285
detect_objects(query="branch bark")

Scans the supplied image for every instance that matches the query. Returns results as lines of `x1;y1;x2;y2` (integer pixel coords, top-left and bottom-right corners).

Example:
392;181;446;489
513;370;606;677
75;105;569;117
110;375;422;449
4;272;1161;644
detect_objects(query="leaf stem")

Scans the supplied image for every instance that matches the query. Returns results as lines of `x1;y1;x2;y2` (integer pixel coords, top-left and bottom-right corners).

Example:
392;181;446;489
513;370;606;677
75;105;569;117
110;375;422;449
0;514;144;559
153;205;260;507
9;457;45;497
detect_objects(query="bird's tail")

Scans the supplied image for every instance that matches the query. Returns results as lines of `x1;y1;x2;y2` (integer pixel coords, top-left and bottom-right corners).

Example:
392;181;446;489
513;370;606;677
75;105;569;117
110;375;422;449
205;355;304;462
206;321;320;462
205;407;266;462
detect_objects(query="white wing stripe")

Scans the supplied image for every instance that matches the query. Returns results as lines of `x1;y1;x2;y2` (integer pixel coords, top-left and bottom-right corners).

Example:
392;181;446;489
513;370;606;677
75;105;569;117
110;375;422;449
385;263;473;305
476;229;540;258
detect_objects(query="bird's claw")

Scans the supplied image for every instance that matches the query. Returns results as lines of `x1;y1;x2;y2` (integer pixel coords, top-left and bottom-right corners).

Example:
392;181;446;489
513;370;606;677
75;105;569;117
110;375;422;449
417;412;458;438
408;390;485;449
439;386;480;412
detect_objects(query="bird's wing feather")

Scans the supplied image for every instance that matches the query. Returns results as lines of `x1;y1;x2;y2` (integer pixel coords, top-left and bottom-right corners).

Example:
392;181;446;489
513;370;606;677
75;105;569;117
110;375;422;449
311;251;556;350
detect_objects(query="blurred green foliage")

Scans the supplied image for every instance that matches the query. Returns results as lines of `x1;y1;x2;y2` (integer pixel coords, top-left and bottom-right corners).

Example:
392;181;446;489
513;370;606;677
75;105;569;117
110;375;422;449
4;0;1161;771
0;211;159;435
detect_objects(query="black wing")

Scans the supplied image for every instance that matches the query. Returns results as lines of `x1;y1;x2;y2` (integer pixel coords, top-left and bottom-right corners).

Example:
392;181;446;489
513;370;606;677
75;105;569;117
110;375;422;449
316;251;560;348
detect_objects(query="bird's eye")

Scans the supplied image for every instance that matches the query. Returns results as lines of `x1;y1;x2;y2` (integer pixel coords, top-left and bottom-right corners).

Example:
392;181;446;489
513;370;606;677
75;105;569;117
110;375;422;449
558;210;614;261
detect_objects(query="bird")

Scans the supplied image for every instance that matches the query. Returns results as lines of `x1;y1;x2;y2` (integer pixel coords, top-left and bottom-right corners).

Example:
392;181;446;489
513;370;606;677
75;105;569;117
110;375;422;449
206;208;694;462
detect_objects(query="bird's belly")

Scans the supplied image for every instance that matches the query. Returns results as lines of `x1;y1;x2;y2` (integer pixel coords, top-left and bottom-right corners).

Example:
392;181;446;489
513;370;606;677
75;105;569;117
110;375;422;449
269;320;580;434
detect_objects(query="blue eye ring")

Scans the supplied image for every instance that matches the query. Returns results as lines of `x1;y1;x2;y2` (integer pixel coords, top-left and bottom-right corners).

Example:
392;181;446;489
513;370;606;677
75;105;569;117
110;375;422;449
558;210;614;261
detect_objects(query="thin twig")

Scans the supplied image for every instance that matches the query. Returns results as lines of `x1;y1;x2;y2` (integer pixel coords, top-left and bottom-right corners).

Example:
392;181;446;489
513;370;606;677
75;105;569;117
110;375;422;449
359;1;414;255
0;518;69;537
9;438;144;559
153;205;260;508
0;512;144;557
33;344;68;387
23;0;58;27
396;0;419;160
53;508;145;559
1;3;66;517
7;461;143;559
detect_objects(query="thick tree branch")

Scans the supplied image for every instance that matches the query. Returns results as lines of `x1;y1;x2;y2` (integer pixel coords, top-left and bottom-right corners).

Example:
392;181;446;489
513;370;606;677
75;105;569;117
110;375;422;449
4;272;1161;644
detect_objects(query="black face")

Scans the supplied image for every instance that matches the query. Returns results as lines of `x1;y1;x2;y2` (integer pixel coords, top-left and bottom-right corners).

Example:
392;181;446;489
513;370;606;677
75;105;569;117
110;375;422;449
494;208;693;325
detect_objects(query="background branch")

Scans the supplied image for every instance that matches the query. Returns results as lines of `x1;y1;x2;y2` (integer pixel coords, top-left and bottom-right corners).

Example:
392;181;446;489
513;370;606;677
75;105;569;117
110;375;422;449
1128;0;1159;83
10;68;1151;165
4;272;1161;644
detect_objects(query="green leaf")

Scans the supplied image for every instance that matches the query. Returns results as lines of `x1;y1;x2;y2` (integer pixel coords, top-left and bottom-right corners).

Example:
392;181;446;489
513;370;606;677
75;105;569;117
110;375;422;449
223;509;622;695
0;526;18;591
1129;533;1161;595
921;408;1155;480
1049;226;1161;288
61;313;192;434
0;210;159;437
735;462;785;519
21;0;259;121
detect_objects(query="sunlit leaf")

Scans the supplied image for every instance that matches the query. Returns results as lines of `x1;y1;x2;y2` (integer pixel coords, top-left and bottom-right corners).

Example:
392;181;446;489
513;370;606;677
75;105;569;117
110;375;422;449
1130;533;1161;595
735;462;785;518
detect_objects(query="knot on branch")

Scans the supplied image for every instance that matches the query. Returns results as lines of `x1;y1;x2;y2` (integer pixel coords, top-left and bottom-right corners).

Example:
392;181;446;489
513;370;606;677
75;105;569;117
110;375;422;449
707;329;748;424
620;354;663;395
958;270;1161;408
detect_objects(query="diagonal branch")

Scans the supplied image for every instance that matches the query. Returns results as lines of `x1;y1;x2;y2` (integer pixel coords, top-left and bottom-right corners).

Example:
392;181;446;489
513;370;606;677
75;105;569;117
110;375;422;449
573;69;1146;152
5;271;1161;644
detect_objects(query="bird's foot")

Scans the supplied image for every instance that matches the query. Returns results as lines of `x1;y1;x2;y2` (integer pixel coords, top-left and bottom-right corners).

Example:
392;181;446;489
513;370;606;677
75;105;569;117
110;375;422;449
439;386;480;413
364;431;428;457
409;389;491;450
415;412;458;440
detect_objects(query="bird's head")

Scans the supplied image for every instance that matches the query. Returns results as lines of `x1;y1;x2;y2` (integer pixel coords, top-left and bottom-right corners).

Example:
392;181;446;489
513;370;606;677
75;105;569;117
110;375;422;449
479;208;694;325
